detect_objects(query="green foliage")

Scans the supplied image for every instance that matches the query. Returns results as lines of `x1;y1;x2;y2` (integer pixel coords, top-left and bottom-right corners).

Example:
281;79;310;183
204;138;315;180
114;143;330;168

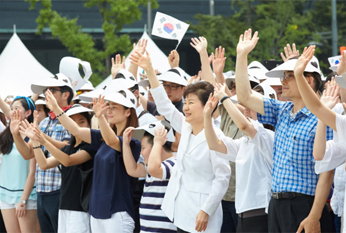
26;0;158;85
190;0;323;72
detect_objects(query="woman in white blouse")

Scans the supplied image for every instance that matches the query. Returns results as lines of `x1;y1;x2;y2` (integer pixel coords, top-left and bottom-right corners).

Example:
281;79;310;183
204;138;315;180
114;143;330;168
204;83;274;232
130;51;230;233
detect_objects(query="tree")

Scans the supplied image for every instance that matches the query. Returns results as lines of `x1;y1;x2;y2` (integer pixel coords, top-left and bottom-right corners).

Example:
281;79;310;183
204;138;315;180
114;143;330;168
190;0;320;72
26;0;158;85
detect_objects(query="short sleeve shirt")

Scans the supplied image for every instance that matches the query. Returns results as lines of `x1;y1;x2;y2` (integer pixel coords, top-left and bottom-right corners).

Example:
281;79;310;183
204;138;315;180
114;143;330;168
257;97;333;195
88;129;141;219
37;117;71;192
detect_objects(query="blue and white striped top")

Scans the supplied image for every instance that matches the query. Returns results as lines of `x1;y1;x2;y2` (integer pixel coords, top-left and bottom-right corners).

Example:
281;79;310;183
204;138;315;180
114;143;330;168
140;157;177;233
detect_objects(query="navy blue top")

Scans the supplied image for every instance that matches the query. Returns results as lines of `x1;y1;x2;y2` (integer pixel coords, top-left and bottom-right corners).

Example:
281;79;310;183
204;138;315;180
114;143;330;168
88;129;141;219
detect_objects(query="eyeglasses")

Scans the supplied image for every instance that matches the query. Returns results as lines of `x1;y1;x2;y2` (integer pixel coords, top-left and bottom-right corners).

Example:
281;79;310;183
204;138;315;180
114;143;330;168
163;84;182;91
279;73;295;82
43;88;63;95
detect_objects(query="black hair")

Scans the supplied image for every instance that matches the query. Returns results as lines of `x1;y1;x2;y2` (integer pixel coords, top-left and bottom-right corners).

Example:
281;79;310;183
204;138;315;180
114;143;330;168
143;132;172;152
60;86;74;105
0;98;34;155
36;104;50;118
183;81;214;106
303;71;323;94
0;112;6;127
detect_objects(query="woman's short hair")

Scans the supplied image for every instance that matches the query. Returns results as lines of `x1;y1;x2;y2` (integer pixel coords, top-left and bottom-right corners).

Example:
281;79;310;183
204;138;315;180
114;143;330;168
183;81;214;106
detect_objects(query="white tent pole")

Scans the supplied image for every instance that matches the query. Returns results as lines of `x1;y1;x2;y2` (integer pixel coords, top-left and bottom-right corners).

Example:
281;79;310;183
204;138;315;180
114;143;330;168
13;24;16;34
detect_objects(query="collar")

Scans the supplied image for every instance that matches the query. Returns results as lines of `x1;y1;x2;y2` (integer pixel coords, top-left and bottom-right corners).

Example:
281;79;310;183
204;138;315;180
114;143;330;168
285;103;311;120
49;105;72;120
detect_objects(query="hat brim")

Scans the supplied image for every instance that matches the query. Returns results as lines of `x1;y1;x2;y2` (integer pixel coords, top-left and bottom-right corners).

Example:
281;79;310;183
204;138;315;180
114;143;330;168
132;120;175;142
66;106;93;117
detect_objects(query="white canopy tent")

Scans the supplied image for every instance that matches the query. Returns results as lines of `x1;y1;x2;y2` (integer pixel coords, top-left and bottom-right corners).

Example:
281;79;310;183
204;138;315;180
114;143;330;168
96;31;171;89
0;32;53;98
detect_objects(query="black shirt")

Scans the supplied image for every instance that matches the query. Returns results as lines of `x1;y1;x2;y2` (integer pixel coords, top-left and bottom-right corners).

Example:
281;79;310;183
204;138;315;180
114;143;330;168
59;137;96;211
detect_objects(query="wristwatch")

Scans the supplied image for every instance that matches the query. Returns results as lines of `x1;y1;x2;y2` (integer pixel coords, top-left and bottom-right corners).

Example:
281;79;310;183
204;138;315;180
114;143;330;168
21;200;27;205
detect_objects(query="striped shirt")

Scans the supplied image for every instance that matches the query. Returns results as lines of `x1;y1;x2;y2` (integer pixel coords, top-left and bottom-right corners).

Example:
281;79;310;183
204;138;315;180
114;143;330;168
258;98;333;195
140;157;177;233
37;117;70;192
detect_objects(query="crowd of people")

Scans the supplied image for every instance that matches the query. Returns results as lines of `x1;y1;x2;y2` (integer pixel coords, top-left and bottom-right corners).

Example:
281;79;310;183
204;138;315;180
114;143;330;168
0;28;346;233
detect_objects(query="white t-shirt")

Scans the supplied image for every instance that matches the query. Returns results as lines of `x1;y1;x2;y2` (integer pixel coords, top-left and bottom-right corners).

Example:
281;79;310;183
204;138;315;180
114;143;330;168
139;157;177;233
217;119;274;213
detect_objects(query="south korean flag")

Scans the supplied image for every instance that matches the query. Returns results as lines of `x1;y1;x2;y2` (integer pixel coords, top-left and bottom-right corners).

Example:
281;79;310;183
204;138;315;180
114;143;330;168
152;12;190;49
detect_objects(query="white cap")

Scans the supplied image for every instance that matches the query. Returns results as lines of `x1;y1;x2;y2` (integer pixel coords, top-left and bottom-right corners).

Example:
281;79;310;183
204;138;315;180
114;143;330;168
138;79;150;88
158;68;188;86
66;104;93;117
104;89;137;109
258;82;277;100
31;73;73;95
35;99;46;106
114;69;137;87
335;73;346;89
225;73;260;88
266;58;321;78
223;70;235;79
248;61;269;81
261;77;282;87
78;89;104;103
78;81;95;91
132;120;175;142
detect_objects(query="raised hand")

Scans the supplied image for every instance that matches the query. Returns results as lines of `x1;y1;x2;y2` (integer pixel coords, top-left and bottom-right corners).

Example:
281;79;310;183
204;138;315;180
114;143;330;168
168;50;180;68
33;126;47;145
10;109;22;135
321;77;340;109
337;50;346;75
213;83;228;100
203;93;219;117
236;29;259;55
93;95;109;118
123;127;134;145
294;45;315;78
111;54;126;79
154;126;168;146
190;37;208;54
212;46;226;74
44;89;59;112
130;51;153;72
133;39;148;55
19;120;36;140
33;110;39;127
187;74;201;85
280;43;300;62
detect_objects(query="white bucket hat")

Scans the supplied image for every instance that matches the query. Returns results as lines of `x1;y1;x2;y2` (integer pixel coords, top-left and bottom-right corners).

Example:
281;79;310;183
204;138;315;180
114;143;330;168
158;68;188;86
114;69;138;87
104;89;137;109
78;89;104;103
77;81;95;91
132;120;175;142
248;61;269;81
66;104;93;117
31;73;73;95
261;77;282;87
265;58;321;78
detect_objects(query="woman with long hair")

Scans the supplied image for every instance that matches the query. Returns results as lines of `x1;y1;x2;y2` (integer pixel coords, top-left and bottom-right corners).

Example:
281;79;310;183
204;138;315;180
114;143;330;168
0;96;38;233
130;52;230;232
43;89;141;233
